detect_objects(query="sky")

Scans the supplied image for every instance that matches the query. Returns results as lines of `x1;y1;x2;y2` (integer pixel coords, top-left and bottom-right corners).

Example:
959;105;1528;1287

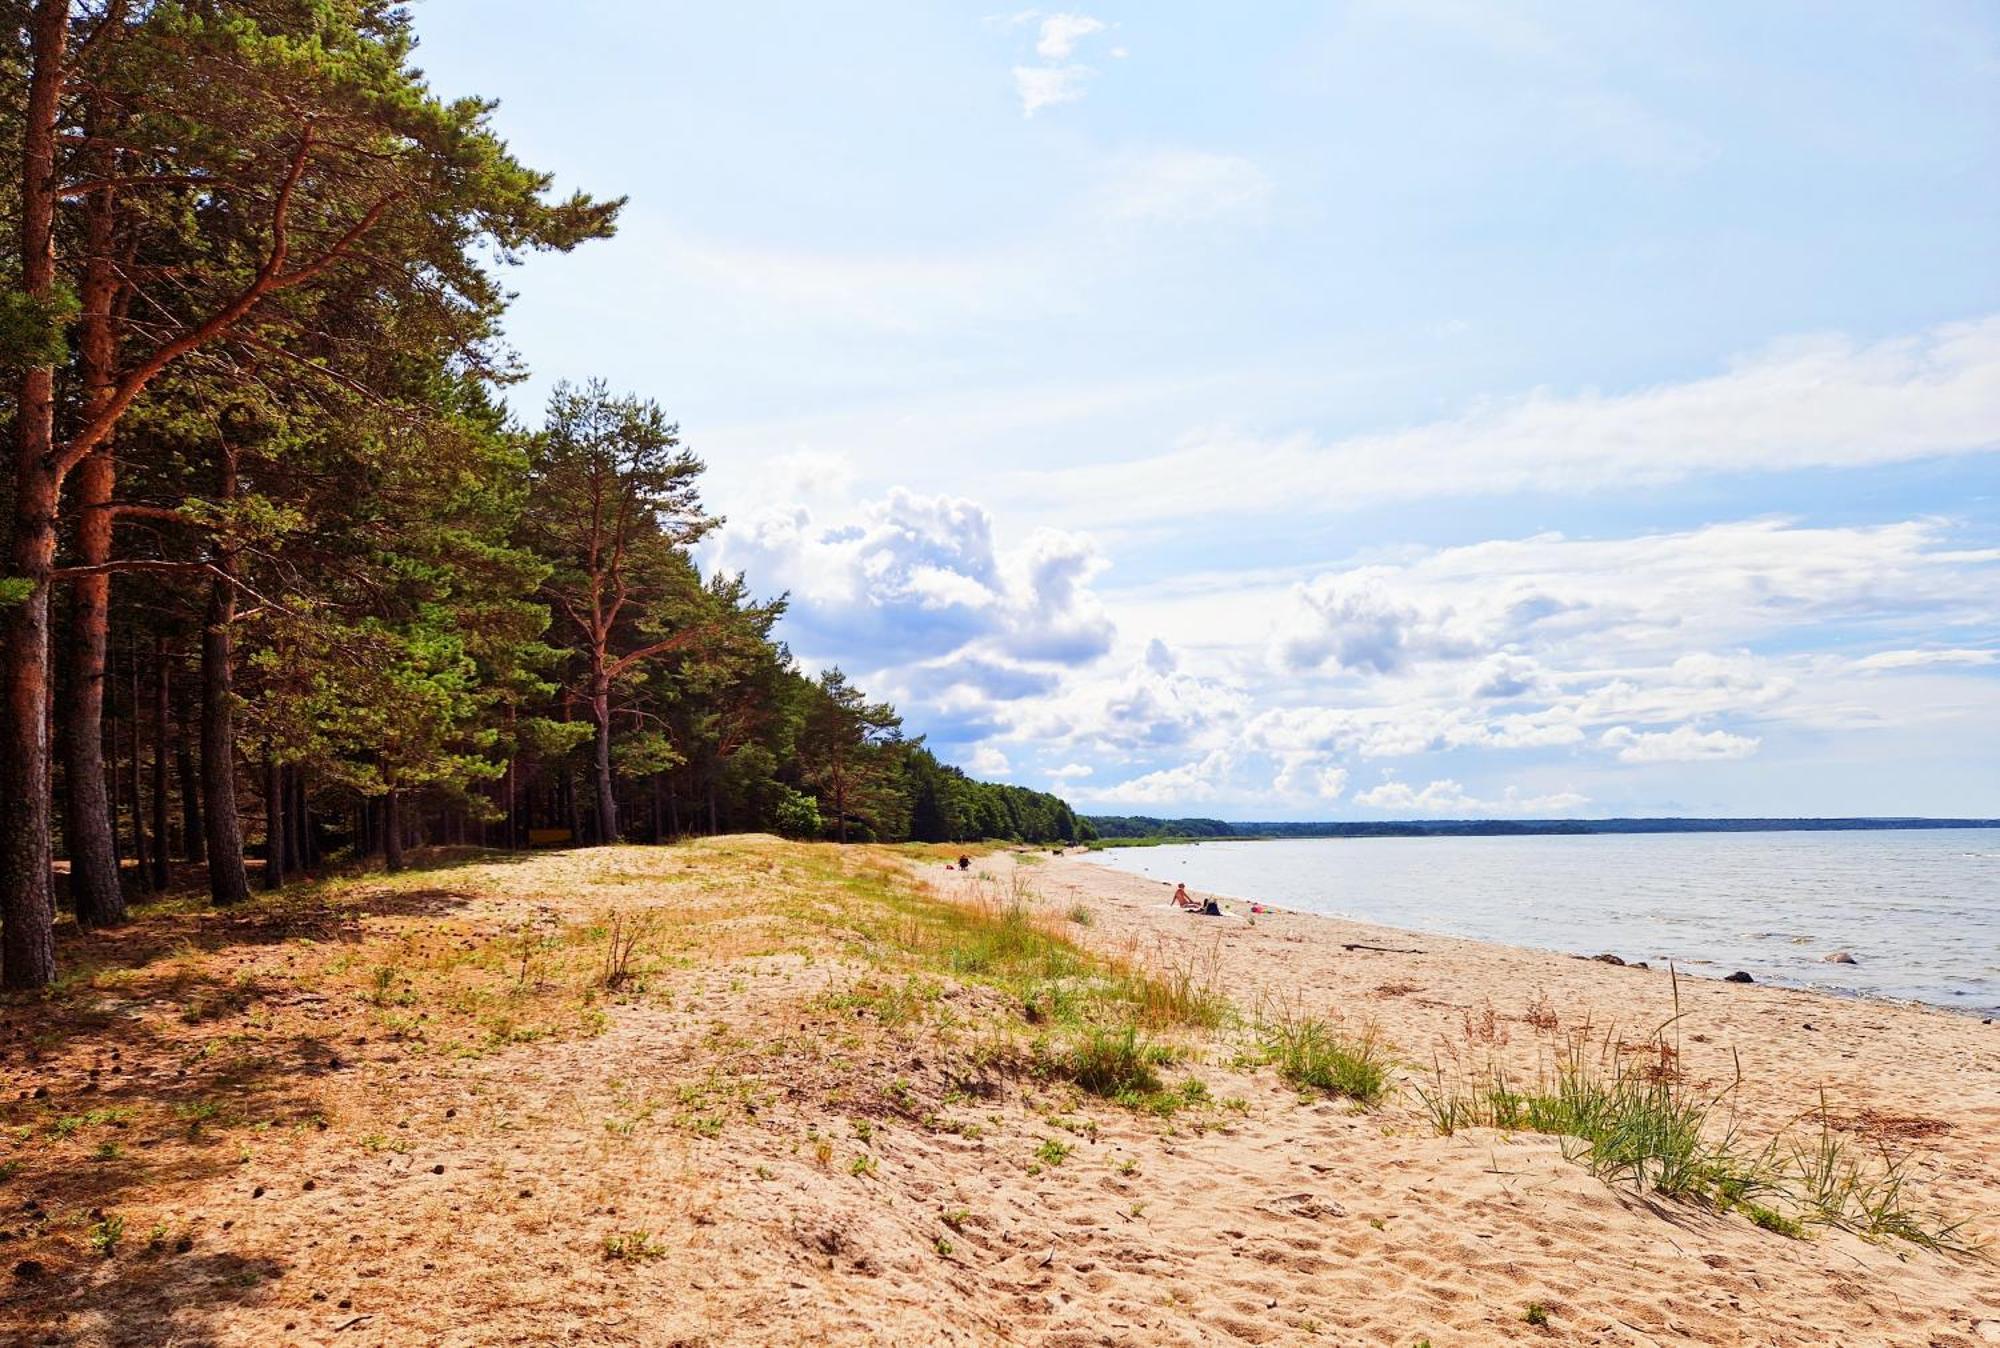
410;1;2000;820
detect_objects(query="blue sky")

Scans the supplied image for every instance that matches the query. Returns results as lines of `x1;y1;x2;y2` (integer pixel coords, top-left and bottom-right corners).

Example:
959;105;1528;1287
413;1;2000;818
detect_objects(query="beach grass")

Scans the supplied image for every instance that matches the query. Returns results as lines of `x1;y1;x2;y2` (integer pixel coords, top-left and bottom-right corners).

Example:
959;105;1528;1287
1253;1001;1392;1104
1412;982;1978;1252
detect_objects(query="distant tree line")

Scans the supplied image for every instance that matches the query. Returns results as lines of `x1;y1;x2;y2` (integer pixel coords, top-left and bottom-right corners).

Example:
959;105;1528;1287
0;3;1078;990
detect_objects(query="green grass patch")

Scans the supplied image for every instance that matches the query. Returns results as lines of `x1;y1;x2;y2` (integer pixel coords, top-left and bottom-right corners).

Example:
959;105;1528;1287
1254;1005;1391;1104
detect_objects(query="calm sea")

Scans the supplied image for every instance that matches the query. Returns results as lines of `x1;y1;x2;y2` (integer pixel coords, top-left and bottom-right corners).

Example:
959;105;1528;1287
1090;829;2000;1017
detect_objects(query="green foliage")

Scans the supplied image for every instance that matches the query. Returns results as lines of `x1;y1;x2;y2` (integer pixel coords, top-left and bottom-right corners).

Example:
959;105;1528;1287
773;786;824;840
1058;1026;1169;1098
0;282;78;370
1256;1010;1391;1104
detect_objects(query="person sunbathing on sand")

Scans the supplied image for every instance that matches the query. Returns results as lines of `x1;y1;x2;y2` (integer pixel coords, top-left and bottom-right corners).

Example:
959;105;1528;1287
1172;882;1197;909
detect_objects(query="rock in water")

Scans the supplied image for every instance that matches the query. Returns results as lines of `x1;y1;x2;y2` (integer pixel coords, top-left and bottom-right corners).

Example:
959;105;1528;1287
1724;971;1755;984
1823;951;1858;965
1592;953;1626;966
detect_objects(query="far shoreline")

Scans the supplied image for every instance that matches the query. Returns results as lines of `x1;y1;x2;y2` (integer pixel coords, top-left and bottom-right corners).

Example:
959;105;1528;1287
1084;817;2000;848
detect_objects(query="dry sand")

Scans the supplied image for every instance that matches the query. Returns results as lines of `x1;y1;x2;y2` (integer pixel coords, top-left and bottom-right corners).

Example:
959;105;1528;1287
4;838;1994;1347
1017;852;2000;1346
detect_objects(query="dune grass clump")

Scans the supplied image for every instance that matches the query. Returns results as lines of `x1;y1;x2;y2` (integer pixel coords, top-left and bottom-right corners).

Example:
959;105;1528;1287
1253;1000;1392;1104
1413;981;1978;1251
1057;1025;1174;1098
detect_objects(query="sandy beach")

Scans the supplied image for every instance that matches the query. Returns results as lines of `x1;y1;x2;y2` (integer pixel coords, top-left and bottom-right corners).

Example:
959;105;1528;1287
5;838;1995;1346
1019;849;2000;1345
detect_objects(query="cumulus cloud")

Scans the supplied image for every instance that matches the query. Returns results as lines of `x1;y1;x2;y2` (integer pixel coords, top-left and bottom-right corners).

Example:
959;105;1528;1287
1274;568;1477;674
716;464;1996;815
966;745;1013;777
1464;654;1545;700
1272;756;1349;800
902;654;1060;703
1600;725;1761;763
709;487;1114;670
1076;750;1232;805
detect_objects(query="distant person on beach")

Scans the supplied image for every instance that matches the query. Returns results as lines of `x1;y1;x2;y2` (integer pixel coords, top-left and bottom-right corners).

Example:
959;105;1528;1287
1172;883;1196;909
957;854;971;871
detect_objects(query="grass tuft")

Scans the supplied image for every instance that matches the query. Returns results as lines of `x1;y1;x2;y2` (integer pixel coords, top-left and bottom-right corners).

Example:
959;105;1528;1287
1255;1001;1391;1104
1412;978;1978;1252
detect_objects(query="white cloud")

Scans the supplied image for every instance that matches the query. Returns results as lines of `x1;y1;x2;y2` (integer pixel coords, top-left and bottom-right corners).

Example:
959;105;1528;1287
1271;756;1350;800
999;512;2000;813
1035;13;1105;60
1600;724;1761;763
1010;12;1112;115
1273;567;1477;673
1852;648;1999;672
1014;64;1093;116
1262;520;1998;681
1028;318;2000;521
1351;778;1590;814
1046;762;1095;780
966;745;1013;777
1077;750;1233;805
1464;653;1545;700
708;487;1114;671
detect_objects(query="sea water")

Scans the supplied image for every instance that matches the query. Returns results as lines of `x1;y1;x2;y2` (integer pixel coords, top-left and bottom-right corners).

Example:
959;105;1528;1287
1090;829;2000;1016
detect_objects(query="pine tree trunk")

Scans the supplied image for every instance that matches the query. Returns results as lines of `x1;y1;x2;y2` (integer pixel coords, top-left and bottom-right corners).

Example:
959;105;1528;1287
590;673;619;844
287;769;308;872
149;638;170;890
124;651;150;893
0;1;70;989
563;766;582;844
503;704;519;849
262;751;283;892
59;147;130;930
107;675;123;865
503;756;517;848
176;736;204;863
201;449;250;909
383;787;404;873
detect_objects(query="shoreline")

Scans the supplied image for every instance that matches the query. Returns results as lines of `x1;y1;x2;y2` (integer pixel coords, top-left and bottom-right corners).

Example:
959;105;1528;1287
1072;838;2000;1021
